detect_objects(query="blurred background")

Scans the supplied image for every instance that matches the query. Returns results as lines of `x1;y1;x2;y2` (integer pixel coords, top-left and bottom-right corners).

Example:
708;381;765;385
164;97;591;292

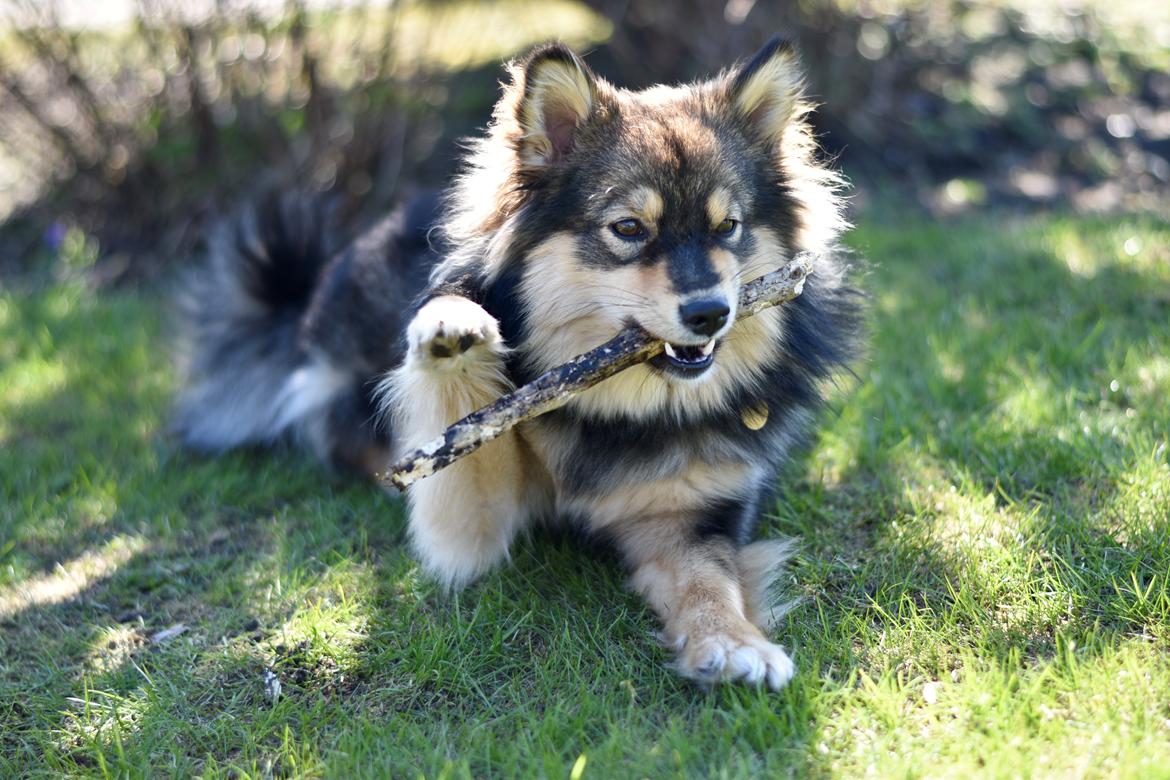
0;0;1167;283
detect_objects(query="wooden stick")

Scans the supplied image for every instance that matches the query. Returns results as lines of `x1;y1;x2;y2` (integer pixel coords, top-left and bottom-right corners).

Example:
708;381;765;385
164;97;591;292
380;252;815;491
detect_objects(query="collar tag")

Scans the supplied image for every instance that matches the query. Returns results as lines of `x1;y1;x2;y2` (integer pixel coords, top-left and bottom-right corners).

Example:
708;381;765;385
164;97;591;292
741;402;769;430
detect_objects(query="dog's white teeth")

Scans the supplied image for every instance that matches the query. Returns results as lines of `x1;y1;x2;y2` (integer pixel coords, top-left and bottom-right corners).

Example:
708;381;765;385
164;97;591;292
664;342;678;359
700;340;716;357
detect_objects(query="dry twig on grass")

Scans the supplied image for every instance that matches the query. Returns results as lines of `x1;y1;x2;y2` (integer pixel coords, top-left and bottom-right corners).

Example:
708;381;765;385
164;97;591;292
381;252;815;491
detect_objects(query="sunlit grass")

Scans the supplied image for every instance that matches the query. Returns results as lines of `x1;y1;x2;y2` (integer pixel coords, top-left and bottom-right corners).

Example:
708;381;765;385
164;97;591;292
0;534;146;619
1;211;1169;776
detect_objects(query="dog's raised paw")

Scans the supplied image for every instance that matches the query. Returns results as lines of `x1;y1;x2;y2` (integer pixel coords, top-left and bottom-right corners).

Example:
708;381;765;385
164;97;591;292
407;295;502;367
674;625;794;690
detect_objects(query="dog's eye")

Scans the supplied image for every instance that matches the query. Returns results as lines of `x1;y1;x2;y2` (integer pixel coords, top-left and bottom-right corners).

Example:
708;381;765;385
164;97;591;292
611;219;647;240
714;218;739;235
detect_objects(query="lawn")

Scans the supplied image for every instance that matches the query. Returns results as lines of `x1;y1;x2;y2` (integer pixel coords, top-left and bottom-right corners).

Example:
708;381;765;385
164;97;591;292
1;212;1168;778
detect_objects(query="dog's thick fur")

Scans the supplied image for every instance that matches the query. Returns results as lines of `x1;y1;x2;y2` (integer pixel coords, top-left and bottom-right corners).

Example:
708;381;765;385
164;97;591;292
176;38;863;689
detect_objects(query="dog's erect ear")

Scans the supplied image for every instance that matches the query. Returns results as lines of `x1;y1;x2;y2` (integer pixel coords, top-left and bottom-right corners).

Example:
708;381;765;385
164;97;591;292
516;44;597;167
730;36;803;146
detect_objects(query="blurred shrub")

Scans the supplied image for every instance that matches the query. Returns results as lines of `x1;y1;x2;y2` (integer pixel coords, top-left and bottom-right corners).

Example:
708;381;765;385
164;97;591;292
586;0;1170;214
0;0;1165;280
0;0;608;280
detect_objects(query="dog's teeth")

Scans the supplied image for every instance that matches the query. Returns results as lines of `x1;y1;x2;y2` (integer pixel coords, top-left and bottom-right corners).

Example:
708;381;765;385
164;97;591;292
664;343;678;359
700;340;716;357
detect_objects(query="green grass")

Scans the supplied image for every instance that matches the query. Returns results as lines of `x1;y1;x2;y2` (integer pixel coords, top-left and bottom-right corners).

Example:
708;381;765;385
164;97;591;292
2;211;1168;778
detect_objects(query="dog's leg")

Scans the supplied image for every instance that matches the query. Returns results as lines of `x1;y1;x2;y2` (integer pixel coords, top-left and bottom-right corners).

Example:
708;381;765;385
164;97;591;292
621;522;795;689
384;295;530;589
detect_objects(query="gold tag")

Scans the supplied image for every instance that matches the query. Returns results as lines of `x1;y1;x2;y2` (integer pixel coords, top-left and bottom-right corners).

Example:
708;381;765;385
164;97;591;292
741;402;769;431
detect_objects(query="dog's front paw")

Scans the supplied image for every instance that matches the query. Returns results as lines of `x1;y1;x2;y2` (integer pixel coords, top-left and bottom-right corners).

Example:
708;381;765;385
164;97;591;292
672;620;794;690
407;295;502;369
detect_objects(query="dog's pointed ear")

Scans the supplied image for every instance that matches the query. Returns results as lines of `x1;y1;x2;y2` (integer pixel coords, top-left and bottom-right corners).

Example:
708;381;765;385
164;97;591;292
515;43;598;168
729;36;803;146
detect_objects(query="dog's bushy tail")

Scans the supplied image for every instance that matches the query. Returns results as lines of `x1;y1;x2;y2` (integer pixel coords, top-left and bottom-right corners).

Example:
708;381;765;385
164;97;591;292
174;193;343;453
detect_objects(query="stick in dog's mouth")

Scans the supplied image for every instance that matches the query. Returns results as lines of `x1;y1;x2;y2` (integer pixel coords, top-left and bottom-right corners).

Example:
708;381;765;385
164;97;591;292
379;252;816;492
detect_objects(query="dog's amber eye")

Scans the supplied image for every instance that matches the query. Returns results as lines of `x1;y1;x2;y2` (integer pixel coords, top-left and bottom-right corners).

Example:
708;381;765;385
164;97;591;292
611;219;646;240
714;218;738;235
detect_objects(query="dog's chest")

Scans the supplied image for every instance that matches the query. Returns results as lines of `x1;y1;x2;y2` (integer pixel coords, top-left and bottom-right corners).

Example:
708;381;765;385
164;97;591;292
518;405;775;526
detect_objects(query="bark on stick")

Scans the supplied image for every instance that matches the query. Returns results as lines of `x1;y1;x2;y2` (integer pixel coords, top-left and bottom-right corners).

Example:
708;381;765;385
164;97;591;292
380;252;815;491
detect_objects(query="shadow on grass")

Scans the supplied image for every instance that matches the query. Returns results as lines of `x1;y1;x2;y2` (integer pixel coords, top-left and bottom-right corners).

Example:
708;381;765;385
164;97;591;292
0;284;405;772
774;214;1169;686
1;213;1168;774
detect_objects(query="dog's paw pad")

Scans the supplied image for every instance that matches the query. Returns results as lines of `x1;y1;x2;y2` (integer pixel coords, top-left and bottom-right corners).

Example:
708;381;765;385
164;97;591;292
676;629;794;690
408;295;501;366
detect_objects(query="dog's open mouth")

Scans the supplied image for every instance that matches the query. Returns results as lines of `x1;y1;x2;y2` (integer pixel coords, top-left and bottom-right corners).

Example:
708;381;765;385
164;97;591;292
650;339;717;377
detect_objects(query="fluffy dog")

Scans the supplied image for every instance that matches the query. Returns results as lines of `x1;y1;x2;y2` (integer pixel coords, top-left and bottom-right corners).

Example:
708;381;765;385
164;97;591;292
176;37;863;688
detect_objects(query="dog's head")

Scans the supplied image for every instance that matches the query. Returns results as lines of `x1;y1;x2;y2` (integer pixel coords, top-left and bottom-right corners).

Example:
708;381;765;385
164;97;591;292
451;38;843;396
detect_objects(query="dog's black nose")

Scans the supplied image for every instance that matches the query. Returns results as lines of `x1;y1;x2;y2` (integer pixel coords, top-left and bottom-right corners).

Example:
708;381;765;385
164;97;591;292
679;298;730;337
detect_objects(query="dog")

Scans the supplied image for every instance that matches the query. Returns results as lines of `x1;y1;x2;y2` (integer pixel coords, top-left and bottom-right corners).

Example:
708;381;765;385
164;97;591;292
176;37;863;689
